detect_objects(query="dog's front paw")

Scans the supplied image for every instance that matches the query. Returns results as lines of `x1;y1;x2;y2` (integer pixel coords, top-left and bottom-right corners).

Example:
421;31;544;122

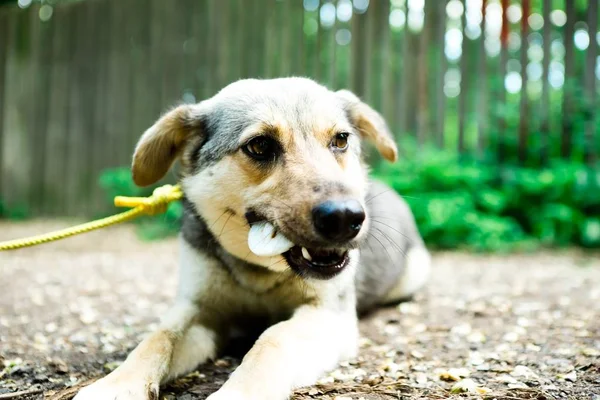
74;376;159;400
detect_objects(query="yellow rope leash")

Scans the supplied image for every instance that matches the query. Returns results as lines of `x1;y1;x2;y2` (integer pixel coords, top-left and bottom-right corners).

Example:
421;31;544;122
0;184;183;252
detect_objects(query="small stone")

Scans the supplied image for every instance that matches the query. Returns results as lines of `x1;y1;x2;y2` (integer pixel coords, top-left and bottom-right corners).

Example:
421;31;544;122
214;359;230;368
563;371;577;382
308;388;320;396
526;343;541;352
511;365;537;379
398;302;421;315
582;347;600;357
45;322;57;333
508;382;529;389
451;323;472;336
467;331;486;343
451;378;479;393
330;369;351;382
33;374;49;383
410;350;424;359
502;332;519;342
415;372;428;385
317;376;335;385
334;397;352;400
476;387;493;394
475;363;491;371
50;359;68;374
364;374;384;386
496;374;518;384
439;368;470;382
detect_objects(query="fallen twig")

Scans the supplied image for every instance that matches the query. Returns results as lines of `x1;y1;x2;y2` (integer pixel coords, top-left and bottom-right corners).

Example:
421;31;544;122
0;388;43;399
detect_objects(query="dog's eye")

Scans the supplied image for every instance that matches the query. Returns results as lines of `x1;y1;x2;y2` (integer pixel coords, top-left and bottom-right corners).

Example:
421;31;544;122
331;132;349;151
243;136;278;161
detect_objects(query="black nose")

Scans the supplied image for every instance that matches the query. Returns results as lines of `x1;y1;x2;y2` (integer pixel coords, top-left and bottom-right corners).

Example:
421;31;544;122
312;200;366;242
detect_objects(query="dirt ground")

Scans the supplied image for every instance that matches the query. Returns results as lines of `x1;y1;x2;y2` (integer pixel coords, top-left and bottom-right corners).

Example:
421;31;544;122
1;221;599;400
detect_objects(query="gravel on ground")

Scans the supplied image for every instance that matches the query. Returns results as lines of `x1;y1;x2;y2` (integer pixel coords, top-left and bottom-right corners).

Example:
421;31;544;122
1;221;599;400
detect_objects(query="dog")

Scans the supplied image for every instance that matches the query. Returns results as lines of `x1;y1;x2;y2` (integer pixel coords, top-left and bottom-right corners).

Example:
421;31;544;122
74;77;430;400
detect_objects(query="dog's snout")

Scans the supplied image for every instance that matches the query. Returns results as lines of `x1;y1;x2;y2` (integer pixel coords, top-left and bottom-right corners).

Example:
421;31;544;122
312;200;365;241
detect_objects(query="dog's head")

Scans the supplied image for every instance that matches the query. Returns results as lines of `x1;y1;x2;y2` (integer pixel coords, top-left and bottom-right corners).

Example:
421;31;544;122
132;78;397;279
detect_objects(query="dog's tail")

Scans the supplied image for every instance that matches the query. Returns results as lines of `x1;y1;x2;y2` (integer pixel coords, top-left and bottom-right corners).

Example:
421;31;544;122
381;246;431;303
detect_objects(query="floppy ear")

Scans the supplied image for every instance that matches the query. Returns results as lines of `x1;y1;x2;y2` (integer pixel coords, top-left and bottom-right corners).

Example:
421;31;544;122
336;90;398;162
132;104;203;187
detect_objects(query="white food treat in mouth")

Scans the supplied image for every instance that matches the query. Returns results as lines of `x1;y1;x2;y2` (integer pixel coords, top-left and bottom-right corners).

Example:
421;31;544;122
248;221;294;257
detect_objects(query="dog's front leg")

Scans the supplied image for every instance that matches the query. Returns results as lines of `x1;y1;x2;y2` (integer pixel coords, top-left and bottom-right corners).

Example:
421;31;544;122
74;302;218;400
207;305;358;400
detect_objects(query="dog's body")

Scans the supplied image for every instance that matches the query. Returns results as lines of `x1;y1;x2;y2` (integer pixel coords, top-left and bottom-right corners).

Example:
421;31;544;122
75;78;429;400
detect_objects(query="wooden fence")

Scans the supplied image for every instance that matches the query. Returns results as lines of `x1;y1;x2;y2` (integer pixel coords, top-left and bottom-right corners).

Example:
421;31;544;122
0;0;598;217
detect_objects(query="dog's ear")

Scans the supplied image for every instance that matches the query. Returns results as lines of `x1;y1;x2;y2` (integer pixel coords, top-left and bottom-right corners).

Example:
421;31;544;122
132;104;203;187
336;90;398;163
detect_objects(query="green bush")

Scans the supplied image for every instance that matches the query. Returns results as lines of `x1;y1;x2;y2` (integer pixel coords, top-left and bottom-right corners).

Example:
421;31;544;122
374;142;600;251
99;168;182;241
0;198;30;220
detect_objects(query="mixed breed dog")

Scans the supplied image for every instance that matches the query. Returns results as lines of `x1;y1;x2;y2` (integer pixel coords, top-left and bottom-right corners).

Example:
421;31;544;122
74;78;430;400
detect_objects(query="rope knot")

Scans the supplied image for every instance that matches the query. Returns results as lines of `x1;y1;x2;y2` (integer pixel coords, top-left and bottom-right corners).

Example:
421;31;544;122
114;184;183;216
145;185;176;215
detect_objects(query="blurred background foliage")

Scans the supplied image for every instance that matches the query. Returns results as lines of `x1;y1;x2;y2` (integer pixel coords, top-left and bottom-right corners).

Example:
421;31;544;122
0;0;599;251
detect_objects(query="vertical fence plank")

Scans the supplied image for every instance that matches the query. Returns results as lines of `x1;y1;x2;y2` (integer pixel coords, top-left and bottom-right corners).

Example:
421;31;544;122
363;2;377;105
0;8;9;201
89;0;111;215
388;12;402;135
434;0;447;147
2;7;34;215
584;0;598;164
540;0;551;164
417;0;433;144
44;3;73;215
498;0;509;162
290;0;305;77
335;5;352;89
561;0;575;159
107;0;133;174
216;0;231;86
457;0;468;153
30;6;54;216
381;1;394;124
190;0;209;98
256;0;269;78
518;0;530;163
129;0;153;148
396;2;410;138
350;5;368;98
477;0;487;154
228;0;242;82
64;2;86;215
326;1;337;87
373;0;390;116
400;2;419;135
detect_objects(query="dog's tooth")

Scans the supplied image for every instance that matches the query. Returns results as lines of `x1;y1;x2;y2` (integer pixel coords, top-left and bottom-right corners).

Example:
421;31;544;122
301;247;313;261
248;221;294;257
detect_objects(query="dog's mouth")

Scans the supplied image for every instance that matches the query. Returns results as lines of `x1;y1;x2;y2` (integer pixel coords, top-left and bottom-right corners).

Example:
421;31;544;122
247;219;350;279
283;246;349;279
